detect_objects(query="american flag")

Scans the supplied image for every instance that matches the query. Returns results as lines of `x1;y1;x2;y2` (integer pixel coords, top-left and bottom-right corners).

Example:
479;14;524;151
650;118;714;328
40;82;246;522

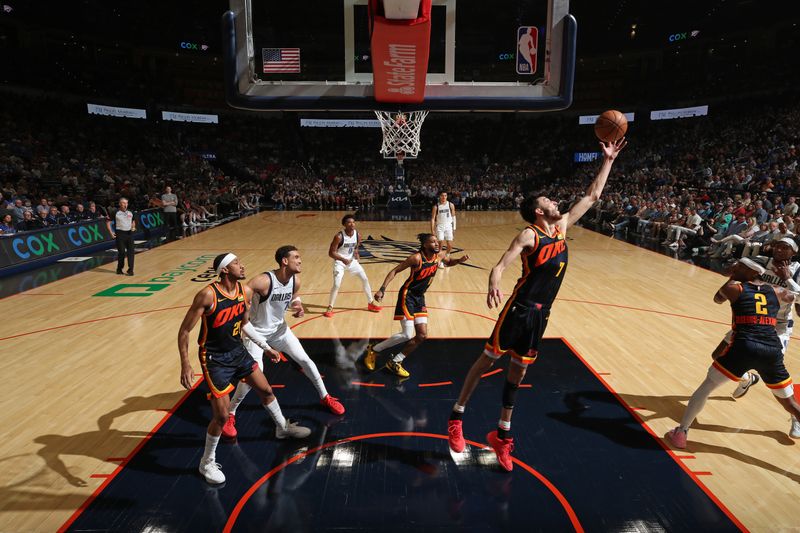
262;48;300;73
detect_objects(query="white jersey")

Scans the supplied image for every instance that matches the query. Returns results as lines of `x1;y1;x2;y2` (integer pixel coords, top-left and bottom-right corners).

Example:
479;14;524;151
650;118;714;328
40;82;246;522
435;201;453;227
249;271;295;336
760;259;800;328
337;230;359;262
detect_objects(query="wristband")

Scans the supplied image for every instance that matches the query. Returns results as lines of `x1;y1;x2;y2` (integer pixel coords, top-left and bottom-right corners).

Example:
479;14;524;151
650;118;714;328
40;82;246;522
291;296;302;305
379;286;386;292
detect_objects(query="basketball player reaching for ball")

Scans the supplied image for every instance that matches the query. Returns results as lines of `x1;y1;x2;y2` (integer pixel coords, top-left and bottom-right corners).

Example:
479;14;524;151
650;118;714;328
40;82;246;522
447;137;626;471
178;253;311;485
324;214;382;318
364;233;469;378
665;258;800;449
431;192;456;265
222;246;345;440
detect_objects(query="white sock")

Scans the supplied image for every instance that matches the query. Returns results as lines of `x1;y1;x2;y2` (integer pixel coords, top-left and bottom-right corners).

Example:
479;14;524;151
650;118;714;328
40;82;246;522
392;352;406;363
228;382;252;415
498;419;511;431
264;398;287;430
453;403;465;413
201;432;220;463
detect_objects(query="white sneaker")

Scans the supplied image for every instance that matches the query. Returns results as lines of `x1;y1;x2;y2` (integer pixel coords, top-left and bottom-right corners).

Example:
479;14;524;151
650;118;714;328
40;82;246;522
732;372;760;399
275;419;312;439
790;416;800;439
199;459;226;484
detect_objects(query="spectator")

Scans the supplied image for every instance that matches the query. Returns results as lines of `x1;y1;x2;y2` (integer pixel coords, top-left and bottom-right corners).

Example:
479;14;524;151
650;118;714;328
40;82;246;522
15;210;42;232
0;214;16;235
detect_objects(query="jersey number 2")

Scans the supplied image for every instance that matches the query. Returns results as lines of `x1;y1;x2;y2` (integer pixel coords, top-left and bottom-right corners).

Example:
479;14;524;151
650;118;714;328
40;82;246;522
754;293;768;315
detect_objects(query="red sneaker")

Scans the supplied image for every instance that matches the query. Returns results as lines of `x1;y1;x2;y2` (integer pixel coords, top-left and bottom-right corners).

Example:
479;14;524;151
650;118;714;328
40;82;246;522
368;302;382;312
323;309;334;318
448;420;465;453
221;413;237;439
321;394;345;415
486;431;514;472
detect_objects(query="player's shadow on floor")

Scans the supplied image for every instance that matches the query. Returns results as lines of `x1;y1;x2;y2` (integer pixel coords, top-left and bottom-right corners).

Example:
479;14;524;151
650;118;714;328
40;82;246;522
548;390;800;484
33;391;206;489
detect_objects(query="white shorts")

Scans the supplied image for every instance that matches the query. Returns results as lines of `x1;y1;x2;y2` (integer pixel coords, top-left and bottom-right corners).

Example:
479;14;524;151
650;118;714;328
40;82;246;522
244;324;304;368
435;225;453;241
723;326;791;355
334;259;366;278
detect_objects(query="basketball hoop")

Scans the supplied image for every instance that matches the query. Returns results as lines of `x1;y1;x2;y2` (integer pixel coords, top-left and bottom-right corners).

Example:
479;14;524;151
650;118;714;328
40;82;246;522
375;110;428;159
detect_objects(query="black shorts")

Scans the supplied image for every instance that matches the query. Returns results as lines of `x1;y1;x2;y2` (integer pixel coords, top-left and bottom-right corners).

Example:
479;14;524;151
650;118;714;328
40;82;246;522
713;337;792;389
394;291;427;321
199;344;257;399
485;301;549;365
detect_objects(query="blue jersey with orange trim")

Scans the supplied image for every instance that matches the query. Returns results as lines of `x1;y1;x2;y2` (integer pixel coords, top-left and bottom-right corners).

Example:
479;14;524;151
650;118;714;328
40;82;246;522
198;281;247;353
509;224;568;308
402;251;439;296
731;282;781;345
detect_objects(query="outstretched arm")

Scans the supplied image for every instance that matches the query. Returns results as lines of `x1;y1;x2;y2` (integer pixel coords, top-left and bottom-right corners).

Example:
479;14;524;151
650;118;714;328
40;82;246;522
241;281;281;363
487;228;536;308
374;254;420;302
563;138;627;230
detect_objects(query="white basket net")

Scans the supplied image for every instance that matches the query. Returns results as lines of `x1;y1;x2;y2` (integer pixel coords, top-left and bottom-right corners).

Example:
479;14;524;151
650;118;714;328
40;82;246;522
374;110;429;159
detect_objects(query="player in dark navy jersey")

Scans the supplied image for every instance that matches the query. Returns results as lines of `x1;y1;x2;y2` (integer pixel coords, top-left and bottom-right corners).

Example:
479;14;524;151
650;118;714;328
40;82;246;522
365;233;469;378
665;258;800;449
178;252;310;485
448;137;627;471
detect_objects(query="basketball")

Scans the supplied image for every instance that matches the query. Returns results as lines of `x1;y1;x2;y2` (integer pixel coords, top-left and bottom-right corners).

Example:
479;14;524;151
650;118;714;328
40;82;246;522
594;109;628;143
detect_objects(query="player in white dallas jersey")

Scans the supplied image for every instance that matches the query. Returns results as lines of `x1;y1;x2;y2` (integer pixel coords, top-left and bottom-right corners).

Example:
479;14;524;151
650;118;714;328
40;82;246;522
431;192;456;264
324;214;382;318
222;245;345;439
719;237;800;438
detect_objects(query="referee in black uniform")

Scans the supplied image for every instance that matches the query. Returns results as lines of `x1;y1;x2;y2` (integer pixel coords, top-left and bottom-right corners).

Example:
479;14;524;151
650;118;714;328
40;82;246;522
108;197;136;275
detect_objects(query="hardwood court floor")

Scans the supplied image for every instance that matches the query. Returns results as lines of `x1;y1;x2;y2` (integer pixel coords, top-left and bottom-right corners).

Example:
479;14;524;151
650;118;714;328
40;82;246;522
0;211;798;532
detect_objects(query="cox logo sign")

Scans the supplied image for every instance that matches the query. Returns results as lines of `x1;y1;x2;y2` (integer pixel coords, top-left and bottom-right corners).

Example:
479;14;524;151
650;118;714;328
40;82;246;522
668;30;700;42
180;42;209;51
67;224;104;246
140;211;164;229
12;233;60;259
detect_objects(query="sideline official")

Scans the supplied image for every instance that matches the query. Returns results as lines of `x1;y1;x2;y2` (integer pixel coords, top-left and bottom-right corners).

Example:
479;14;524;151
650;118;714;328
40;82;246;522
108;197;136;276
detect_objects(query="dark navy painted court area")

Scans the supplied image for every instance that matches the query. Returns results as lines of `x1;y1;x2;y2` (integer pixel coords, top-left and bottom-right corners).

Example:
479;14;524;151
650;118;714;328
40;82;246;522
65;339;741;532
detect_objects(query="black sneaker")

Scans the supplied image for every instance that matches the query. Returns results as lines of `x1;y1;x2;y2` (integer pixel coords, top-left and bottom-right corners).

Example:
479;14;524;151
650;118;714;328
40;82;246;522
732;373;760;399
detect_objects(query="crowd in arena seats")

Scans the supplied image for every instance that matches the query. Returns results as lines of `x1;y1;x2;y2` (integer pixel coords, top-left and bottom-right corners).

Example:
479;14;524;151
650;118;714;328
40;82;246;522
2;88;800;273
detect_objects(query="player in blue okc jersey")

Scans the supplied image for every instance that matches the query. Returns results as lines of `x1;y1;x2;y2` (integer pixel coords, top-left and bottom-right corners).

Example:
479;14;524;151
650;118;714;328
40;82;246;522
447;137;627;471
178;252;310;485
665;258;800;450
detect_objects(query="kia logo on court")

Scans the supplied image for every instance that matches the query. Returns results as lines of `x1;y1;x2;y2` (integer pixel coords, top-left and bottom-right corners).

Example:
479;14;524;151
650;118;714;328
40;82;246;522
358;235;480;269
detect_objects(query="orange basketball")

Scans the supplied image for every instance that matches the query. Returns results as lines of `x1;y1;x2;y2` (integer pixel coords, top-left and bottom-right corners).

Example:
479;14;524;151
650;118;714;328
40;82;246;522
594;109;628;143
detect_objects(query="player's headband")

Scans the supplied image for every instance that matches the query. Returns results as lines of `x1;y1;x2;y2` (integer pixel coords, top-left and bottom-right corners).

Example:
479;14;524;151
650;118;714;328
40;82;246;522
738;257;765;276
215;253;237;275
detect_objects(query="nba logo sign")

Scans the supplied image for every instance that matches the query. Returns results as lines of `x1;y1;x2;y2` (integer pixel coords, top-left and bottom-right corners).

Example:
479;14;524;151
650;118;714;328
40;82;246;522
516;26;538;75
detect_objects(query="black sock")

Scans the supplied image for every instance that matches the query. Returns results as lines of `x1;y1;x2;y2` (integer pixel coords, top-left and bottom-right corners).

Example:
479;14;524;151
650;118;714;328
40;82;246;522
449;410;463;421
497;427;510;439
